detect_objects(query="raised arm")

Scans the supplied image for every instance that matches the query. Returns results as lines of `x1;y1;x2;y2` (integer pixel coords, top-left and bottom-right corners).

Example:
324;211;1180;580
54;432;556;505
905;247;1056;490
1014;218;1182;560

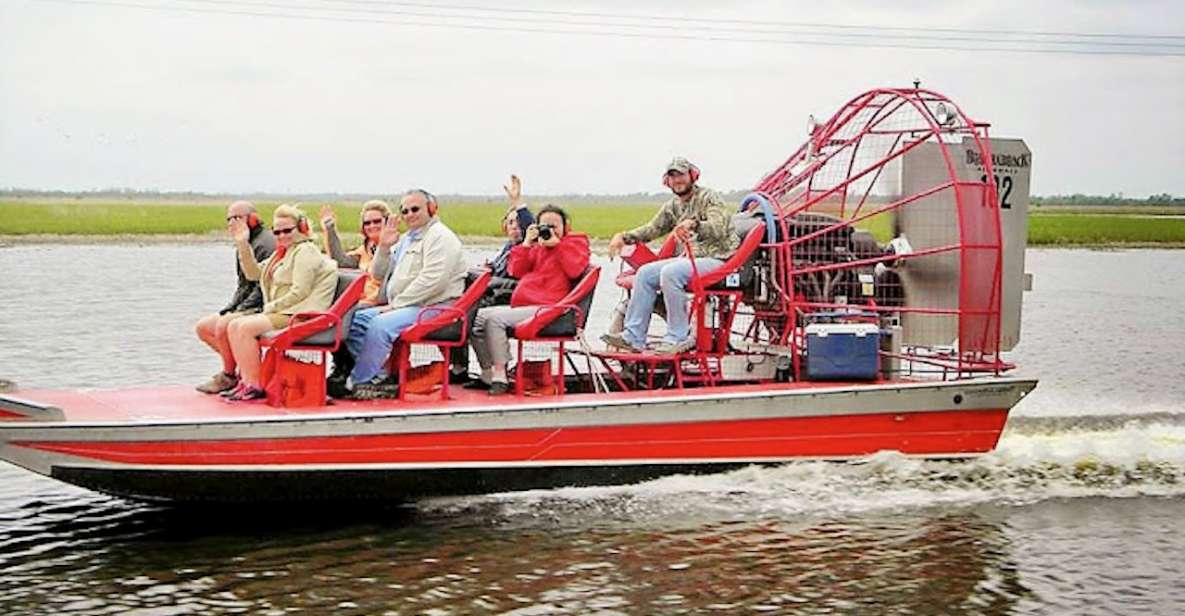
231;218;262;281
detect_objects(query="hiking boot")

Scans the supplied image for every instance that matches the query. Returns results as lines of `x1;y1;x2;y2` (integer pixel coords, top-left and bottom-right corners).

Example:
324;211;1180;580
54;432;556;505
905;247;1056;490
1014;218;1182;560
600;332;643;353
651;338;697;355
196;371;238;394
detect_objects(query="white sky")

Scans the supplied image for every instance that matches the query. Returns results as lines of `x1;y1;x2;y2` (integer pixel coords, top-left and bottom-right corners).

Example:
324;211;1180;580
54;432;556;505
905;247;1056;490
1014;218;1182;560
1;0;1183;196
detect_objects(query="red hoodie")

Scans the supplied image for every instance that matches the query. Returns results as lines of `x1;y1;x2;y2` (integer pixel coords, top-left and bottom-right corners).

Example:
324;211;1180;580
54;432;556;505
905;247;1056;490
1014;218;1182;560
508;233;591;306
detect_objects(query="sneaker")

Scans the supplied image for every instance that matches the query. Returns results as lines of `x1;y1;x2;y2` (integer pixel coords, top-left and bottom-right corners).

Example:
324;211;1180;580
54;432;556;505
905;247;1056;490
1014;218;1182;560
351;379;400;400
327;378;352;400
226;385;266;402
462;379;491;391
196;372;238;394
600;332;643;353
328;363;352;385
488;381;511;396
652;338;697;355
220;382;246;398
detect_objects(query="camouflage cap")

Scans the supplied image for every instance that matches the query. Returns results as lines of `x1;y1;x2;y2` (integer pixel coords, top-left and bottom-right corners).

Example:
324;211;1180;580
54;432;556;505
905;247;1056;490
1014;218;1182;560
665;156;695;174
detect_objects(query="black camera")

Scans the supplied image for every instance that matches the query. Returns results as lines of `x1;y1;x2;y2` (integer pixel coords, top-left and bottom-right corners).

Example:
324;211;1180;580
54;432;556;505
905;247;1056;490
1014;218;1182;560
537;224;555;241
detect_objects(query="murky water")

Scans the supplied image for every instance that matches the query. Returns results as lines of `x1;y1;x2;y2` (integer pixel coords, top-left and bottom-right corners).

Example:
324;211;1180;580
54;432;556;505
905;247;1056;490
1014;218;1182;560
1;245;1183;614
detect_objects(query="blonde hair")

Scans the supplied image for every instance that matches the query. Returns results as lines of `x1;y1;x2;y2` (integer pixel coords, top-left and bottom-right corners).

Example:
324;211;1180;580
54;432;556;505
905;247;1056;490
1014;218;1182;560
273;203;310;237
361;200;392;220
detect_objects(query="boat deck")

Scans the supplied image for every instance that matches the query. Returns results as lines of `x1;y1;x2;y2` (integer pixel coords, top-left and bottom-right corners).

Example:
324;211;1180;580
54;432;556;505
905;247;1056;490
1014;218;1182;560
9;380;878;424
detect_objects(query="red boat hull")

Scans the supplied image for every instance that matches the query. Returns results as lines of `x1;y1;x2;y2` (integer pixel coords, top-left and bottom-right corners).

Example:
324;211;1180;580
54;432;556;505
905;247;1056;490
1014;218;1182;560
0;378;1035;503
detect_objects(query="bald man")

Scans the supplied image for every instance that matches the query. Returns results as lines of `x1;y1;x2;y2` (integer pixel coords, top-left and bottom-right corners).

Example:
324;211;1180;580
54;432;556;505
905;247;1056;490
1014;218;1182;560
194;200;276;394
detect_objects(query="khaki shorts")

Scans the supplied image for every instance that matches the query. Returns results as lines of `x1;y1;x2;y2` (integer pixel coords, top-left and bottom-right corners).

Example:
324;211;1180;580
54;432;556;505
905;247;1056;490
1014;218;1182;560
265;313;292;330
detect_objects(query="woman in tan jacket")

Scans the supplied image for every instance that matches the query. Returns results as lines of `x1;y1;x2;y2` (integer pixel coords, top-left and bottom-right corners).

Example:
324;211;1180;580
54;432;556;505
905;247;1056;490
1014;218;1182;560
225;204;338;401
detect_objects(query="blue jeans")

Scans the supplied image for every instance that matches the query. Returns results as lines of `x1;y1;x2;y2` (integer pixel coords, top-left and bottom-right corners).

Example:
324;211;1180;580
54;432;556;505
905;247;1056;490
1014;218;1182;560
622;257;724;347
347;305;424;384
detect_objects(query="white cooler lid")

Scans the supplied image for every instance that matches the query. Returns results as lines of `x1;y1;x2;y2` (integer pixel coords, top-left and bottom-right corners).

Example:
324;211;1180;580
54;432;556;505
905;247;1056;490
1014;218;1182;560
805;323;880;336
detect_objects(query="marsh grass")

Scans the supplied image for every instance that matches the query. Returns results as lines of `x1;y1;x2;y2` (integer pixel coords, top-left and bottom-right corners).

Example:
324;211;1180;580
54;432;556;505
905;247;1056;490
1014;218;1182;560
3;200;1183;245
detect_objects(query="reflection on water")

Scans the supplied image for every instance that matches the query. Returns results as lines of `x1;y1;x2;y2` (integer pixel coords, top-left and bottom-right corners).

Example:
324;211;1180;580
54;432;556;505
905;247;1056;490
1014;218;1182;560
2;486;1182;615
1;244;1184;614
2;492;1028;615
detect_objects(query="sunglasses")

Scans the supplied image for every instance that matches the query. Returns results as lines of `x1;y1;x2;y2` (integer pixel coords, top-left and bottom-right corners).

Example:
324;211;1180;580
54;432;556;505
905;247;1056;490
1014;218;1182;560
273;226;297;236
362;218;385;226
226;214;245;222
400;206;422;216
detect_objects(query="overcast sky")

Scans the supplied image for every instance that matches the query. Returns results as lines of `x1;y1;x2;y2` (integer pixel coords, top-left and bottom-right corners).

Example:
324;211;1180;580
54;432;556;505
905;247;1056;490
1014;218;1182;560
1;0;1182;196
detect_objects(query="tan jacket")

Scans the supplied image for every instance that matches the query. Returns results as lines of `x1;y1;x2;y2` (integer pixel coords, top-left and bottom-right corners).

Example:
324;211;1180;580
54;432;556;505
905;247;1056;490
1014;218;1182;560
239;237;338;315
372;218;467;310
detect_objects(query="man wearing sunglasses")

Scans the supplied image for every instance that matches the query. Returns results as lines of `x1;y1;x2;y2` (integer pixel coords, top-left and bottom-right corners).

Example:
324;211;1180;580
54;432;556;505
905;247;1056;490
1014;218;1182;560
193;200;276;394
341;189;468;399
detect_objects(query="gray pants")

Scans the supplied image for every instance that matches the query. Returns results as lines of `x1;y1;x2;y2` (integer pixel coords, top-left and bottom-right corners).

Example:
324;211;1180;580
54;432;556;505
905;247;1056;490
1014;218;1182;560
470;305;540;370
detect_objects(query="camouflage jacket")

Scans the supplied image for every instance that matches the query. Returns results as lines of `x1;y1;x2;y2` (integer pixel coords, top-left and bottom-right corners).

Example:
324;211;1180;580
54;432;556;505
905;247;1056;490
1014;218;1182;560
623;186;738;259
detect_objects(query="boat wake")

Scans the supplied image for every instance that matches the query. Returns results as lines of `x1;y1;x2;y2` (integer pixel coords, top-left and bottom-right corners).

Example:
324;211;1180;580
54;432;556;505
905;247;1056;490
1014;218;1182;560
422;413;1185;523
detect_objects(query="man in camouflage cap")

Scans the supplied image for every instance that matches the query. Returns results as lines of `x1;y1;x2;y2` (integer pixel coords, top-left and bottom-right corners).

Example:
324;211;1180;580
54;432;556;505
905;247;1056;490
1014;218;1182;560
604;156;737;354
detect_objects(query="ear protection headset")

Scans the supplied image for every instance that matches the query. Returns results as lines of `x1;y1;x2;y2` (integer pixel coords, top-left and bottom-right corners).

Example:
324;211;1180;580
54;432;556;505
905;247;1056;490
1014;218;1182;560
662;162;700;187
424;190;438;216
295;212;311;234
246;212;260;229
405;189;439;216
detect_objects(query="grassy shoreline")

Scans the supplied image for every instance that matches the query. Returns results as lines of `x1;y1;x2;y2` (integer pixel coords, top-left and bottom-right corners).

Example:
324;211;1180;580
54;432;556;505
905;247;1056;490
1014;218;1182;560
3;200;1184;247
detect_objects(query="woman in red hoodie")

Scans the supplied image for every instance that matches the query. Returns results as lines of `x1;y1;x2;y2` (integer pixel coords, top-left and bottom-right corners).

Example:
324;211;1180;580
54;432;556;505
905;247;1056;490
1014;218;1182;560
467;204;590;395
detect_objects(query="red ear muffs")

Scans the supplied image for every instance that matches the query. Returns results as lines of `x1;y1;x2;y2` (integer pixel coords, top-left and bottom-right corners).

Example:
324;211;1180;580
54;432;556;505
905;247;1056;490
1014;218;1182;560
296;215;310;234
247;212;260;229
426;195;438;217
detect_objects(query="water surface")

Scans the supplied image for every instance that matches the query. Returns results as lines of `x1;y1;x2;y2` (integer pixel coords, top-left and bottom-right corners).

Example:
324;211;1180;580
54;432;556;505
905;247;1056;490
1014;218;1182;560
0;245;1183;614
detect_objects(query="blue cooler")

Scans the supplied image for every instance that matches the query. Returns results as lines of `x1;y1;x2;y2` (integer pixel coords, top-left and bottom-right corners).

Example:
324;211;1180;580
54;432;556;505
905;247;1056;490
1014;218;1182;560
805;323;880;380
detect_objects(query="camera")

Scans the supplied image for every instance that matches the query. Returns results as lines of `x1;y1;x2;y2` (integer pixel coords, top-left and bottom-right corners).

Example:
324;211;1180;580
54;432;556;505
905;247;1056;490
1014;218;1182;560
537;224;555;241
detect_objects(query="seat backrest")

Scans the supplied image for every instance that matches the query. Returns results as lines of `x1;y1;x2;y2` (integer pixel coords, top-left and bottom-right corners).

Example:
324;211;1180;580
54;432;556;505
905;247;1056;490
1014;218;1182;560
531;266;601;339
330;270;366;315
694;223;766;290
419;269;492;343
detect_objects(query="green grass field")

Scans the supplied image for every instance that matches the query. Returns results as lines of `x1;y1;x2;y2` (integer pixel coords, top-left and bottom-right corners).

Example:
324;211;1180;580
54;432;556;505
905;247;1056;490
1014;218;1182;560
2;199;1183;246
0;200;658;240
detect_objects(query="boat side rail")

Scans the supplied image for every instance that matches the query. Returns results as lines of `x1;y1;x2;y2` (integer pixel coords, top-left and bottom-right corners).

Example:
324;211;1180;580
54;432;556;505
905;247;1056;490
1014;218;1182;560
0;394;64;422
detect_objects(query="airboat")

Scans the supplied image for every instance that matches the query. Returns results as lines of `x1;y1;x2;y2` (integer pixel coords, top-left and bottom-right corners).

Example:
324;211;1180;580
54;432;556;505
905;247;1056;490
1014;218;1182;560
0;88;1036;503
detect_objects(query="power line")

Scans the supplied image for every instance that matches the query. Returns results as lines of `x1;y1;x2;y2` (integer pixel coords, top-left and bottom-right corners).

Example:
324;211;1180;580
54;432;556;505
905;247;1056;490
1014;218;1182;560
176;0;1185;49
310;0;1185;42
30;0;1185;57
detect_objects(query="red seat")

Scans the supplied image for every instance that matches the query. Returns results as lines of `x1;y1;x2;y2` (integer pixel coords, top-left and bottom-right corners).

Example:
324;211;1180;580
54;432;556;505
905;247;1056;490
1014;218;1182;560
686;223;766;357
390;270;492;401
614;235;678;290
689;222;766;291
509;266;601;395
259;271;368;407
